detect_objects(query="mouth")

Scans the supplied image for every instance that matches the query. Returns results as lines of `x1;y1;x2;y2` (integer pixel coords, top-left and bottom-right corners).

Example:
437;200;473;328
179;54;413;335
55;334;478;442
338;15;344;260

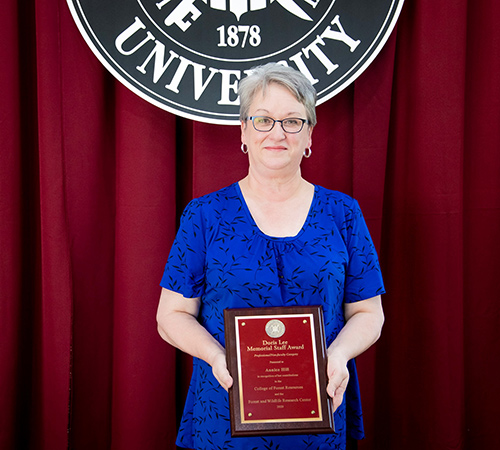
265;146;287;152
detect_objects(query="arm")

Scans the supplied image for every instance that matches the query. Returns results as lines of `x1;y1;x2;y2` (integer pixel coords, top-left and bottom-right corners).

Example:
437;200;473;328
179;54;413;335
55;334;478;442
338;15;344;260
326;295;384;411
156;287;233;390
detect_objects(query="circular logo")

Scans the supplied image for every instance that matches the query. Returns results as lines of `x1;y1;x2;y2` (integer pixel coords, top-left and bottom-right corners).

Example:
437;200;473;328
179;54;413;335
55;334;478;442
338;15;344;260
265;319;286;338
67;0;404;124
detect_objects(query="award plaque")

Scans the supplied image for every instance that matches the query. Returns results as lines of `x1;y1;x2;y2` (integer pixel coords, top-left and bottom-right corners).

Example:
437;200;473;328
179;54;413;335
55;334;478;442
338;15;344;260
224;306;335;437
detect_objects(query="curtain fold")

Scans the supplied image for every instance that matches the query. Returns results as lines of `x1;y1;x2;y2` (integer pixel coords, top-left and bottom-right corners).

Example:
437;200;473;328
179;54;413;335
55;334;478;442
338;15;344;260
1;0;499;449
463;0;500;448
373;1;468;448
1;1;26;447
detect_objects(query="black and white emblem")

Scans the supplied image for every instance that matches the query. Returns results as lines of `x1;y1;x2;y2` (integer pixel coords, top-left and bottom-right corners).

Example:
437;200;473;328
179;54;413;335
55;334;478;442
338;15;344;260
67;0;404;124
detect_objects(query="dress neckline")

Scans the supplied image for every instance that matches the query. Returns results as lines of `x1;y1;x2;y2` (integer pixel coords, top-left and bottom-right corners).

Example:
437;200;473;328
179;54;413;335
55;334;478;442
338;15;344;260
233;182;318;242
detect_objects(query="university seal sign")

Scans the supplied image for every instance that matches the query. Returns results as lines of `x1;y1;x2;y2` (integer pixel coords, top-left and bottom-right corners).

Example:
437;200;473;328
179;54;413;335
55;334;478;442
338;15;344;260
67;0;404;124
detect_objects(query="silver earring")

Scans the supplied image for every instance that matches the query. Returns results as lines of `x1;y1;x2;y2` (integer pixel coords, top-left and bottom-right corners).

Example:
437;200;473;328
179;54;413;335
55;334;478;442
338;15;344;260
303;147;312;158
241;143;248;154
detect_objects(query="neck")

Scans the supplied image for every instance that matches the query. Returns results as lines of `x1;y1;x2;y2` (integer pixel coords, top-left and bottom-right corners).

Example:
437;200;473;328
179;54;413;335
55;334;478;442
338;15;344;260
240;167;308;202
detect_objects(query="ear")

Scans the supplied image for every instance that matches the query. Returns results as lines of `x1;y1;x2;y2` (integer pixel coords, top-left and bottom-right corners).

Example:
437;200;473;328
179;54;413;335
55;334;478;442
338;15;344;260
307;126;313;148
241;120;247;144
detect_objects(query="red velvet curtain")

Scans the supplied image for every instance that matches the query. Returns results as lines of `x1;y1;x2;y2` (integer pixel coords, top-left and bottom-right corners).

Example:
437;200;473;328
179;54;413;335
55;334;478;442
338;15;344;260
1;0;499;449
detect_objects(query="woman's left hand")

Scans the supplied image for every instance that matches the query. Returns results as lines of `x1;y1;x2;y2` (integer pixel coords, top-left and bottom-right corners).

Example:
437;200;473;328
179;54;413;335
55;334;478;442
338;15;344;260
325;296;384;412
326;353;349;412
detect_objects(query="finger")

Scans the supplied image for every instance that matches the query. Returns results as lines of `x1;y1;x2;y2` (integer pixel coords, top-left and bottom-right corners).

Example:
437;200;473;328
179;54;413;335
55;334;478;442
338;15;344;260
332;384;346;411
213;365;233;391
326;371;345;397
327;373;349;411
327;379;335;398
221;372;234;390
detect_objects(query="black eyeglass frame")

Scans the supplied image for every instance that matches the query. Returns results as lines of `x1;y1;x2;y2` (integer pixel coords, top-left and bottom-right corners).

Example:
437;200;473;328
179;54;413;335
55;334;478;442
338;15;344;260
246;116;310;134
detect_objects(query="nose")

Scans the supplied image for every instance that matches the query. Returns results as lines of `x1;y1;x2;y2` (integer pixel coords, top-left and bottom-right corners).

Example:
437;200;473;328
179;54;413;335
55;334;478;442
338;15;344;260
269;121;287;139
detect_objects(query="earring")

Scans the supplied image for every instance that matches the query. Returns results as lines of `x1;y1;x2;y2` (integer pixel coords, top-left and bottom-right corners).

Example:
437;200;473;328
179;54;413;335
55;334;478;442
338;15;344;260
303;147;312;158
241;143;248;154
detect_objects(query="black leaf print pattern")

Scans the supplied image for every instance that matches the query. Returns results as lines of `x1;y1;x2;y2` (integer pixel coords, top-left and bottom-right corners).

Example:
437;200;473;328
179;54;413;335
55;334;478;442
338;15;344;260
160;183;385;449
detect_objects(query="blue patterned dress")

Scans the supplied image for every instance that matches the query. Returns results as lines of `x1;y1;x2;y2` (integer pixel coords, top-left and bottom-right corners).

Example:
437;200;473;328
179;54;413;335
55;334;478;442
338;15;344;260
160;182;385;450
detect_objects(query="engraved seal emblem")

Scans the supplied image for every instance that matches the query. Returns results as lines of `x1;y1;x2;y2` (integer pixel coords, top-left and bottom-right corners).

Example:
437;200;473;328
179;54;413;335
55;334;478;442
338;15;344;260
265;319;286;338
67;0;404;124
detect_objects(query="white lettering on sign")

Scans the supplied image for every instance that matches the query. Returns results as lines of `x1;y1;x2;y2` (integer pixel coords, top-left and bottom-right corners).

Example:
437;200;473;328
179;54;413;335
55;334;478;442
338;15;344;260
156;0;202;32
69;0;404;123
114;14;362;99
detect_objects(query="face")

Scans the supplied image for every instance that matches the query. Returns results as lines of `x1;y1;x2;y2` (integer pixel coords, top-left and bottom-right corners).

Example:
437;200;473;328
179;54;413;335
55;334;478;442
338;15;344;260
241;83;313;175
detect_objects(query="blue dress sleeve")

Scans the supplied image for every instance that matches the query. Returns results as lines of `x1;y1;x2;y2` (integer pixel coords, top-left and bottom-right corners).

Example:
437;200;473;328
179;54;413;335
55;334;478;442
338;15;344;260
160;199;206;298
343;199;385;302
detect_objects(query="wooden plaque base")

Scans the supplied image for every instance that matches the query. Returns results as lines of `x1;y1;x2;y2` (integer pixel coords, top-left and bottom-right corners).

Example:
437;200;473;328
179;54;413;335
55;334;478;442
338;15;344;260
224;305;335;437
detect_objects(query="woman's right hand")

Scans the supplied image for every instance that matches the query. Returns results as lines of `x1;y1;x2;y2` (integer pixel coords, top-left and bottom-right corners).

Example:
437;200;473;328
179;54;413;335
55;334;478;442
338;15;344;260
157;288;234;391
210;351;233;391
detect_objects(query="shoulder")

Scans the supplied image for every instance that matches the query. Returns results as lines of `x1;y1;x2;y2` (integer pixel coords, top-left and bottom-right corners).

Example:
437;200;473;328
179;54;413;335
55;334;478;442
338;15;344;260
199;183;239;204
184;183;238;211
180;183;241;225
314;185;360;214
312;186;366;241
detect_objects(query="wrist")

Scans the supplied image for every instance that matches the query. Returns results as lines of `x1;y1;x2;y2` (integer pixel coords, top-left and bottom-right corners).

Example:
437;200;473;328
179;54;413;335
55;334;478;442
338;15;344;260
327;346;349;364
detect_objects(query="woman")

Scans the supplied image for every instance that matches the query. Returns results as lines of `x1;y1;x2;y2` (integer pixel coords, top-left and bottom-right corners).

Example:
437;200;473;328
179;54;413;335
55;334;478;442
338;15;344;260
157;63;385;449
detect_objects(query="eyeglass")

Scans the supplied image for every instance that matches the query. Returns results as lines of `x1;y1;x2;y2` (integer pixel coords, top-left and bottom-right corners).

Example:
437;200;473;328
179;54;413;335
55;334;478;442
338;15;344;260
247;116;310;134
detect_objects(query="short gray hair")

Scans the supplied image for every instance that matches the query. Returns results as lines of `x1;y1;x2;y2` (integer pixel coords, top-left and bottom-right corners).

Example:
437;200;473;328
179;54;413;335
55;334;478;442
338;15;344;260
238;63;317;127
